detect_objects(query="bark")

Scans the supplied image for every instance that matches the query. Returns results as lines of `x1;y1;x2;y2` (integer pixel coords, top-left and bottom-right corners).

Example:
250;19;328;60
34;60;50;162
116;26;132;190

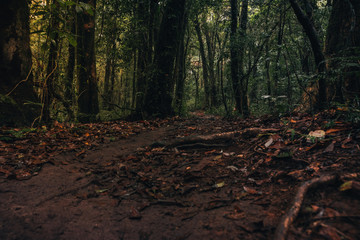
76;0;99;121
203;20;217;107
194;18;210;108
230;0;241;114
42;0;60;122
216;32;229;114
102;47;112;110
230;0;250;117
132;50;137;109
0;0;40;126
132;0;158;119
289;0;327;110
174;35;186;115
325;0;360;103
134;0;148;117
174;17;189;115
64;7;76;115
273;5;285;97
143;0;186;117
239;0;249;117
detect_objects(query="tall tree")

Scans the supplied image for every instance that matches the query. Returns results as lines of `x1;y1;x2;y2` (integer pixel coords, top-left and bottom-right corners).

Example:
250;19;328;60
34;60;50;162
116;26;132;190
174;12;189;115
230;0;250;117
42;0;60;122
194;17;210;108
64;5;76;118
76;0;99;121
0;0;40;126
133;0;158;118
230;0;241;113
289;0;327;110
239;0;249;117
143;0;187;117
325;0;360;103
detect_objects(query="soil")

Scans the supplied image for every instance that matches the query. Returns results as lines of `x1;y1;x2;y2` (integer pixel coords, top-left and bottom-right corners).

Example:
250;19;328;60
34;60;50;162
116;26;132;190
1;112;360;240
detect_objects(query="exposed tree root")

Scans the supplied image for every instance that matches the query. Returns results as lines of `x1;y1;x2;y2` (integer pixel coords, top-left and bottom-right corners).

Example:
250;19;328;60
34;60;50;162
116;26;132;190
160;128;280;149
274;174;338;240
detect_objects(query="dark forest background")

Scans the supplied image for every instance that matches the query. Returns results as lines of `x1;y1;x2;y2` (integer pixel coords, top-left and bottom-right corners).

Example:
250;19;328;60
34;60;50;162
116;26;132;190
0;0;359;126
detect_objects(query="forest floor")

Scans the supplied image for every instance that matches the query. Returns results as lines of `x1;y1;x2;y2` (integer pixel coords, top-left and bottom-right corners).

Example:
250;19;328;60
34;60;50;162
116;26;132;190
0;110;360;240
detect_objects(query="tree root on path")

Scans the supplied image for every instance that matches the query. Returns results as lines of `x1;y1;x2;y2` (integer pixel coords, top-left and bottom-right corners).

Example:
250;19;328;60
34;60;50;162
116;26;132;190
156;127;280;149
274;174;338;240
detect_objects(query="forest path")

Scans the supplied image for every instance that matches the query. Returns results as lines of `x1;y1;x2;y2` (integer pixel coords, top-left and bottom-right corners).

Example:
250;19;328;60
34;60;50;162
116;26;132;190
0;123;176;240
1;112;360;240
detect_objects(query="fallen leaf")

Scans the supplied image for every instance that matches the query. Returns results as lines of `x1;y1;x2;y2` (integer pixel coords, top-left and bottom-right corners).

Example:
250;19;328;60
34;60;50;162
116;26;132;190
325;128;346;135
15;170;32;180
264;137;274;148
129;206;142;219
226;165;239;172
308;130;326;140
324;141;335;153
76;150;86;157
213;155;222;160
243;186;258;194
95;189;109;194
339;181;353;191
213;182;225;188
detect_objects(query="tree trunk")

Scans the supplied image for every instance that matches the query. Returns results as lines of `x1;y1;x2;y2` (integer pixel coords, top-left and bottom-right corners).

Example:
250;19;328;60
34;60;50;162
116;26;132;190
103;46;112;110
230;0;241;114
289;0;327;110
42;0;60;123
143;0;186;117
133;0;157;119
0;0;40;126
203;20;217;107
76;0;99;122
64;7;76;118
194;18;210;108
325;0;360;103
174;16;189;115
273;4;285;98
239;0;249;117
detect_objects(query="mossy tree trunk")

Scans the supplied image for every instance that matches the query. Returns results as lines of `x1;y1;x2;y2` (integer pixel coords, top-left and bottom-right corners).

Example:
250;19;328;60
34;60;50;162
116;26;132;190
42;0;60;123
0;0;40;126
143;0;186;118
325;0;360;103
76;0;99;122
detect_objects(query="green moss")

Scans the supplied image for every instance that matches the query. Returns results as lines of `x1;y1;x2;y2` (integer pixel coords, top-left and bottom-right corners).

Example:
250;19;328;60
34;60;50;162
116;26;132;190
0;94;24;126
0;94;40;127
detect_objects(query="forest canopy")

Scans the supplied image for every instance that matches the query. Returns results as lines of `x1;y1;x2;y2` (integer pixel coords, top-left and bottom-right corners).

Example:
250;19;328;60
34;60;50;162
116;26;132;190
0;0;359;126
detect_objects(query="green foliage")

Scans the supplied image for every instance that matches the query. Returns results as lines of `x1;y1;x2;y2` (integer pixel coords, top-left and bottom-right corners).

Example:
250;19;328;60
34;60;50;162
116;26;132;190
98;110;123;122
76;1;94;15
23;0;356;123
7;128;38;139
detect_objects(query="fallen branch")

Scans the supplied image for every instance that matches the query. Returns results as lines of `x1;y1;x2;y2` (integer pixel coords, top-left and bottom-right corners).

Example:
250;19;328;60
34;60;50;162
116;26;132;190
274;174;338;240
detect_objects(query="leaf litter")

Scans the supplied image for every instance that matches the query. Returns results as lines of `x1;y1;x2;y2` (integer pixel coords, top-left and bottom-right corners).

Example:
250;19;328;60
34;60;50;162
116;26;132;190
0;110;359;239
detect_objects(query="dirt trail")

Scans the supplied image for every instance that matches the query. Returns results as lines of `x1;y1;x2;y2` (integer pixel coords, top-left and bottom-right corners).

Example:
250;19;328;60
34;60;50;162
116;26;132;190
0;124;175;240
1;114;359;240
